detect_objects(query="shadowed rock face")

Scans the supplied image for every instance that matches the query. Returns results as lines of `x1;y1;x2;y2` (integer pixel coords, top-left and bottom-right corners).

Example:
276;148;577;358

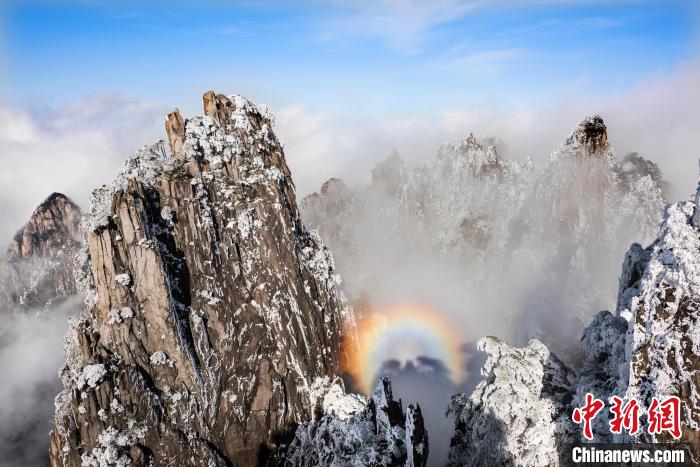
447;337;576;467
566;115;608;158
0;193;81;310
49;92;355;466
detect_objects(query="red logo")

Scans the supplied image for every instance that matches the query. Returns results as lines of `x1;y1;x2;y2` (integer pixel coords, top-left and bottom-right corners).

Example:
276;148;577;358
572;394;682;440
609;396;640;435
572;393;605;440
648;396;682;439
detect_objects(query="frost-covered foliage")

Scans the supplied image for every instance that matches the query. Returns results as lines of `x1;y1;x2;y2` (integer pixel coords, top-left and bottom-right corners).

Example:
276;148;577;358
80;424;147;467
447;337;576;466
305;376;366;421
280;378;428;467
77;364;107;389
302;116;666;363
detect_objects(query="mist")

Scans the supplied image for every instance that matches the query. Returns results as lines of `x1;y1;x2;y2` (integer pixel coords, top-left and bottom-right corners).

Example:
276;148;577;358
0;297;79;467
0;61;697;465
303;125;667;465
276;59;700;204
2;61;700;250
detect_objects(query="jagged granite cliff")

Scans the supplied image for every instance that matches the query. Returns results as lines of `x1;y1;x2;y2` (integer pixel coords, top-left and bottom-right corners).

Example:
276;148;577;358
576;185;700;446
274;378;428;466
0;193;81;311
49;92;427;466
448;175;700;465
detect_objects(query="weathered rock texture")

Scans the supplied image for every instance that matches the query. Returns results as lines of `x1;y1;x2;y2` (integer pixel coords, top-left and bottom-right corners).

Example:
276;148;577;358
276;378;428;466
0;193;81;311
50;92;424;467
50;92;350;466
447;337;576;467
564;115;608;158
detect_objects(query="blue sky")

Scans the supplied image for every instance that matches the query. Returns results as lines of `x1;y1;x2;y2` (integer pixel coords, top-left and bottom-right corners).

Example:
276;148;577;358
3;1;699;116
2;1;700;246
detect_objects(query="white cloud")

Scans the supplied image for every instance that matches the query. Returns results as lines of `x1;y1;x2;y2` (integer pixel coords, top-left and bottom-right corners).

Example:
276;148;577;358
439;48;531;76
308;0;639;52
277;59;700;203
317;0;481;52
1;59;698;246
0;94;167;245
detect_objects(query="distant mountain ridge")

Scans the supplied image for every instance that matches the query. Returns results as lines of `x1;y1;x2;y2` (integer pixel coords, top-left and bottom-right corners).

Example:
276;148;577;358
0;192;81;311
301;115;667;362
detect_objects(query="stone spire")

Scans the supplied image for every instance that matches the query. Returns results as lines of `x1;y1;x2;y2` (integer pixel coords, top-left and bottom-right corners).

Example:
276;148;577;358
165;108;185;156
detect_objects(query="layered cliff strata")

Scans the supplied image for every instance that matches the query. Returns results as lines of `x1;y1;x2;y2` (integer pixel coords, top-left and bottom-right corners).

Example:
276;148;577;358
576;187;700;445
49;92;425;466
0;192;81;311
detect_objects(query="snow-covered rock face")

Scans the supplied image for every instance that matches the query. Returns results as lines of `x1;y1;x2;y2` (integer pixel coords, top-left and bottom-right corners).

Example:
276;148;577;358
574;196;700;445
453;175;700;461
0;193;82;311
50;92;367;466
561;115;609;159
447;337;576;467
301;116;665;363
277;377;429;466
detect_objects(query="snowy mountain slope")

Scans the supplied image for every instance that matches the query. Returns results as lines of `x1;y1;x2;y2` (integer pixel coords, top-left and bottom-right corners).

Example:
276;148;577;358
447;337;576;467
576;183;700;446
273;378;428;466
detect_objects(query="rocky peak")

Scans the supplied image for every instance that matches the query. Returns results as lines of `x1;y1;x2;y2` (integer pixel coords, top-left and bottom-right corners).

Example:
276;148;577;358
320;177;350;198
565;115;609;158
202;91;234;126
613;192;700;445
7;193;81;260
164;108;185;155
464;133;481;151
278;378;429;466
51;91;351;465
0;192;81;310
447;337;576;466
450;171;700;463
433;132;526;181
371;151;406;197
50;91;424;466
573;178;700;447
485;144;499;164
